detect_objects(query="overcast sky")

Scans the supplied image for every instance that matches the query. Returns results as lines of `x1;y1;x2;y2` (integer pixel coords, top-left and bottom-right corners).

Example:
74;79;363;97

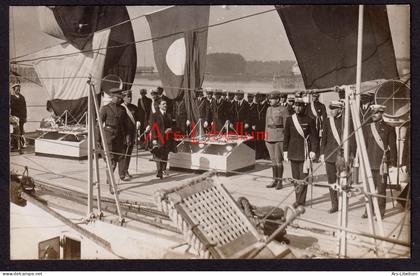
9;5;409;66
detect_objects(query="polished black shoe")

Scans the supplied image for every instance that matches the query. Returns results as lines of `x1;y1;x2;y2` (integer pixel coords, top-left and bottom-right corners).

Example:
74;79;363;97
120;176;130;182
266;182;276;188
125;172;133;179
292;202;299;209
328;207;338;214
156;173;163;179
275;181;283;190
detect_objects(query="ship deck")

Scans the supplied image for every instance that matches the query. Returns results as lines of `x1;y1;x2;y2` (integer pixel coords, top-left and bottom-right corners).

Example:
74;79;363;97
10;145;410;259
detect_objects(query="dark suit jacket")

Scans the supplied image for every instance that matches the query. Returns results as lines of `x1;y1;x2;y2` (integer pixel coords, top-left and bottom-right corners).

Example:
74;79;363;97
197;97;212;122
320;115;356;163
99;102;128;154
11;94;27;121
211;99;228;130
283;114;318;161
363;119;397;170
137;96;152;126
150;110;174;147
255;102;268;131
305;101;327;135
233;100;250;127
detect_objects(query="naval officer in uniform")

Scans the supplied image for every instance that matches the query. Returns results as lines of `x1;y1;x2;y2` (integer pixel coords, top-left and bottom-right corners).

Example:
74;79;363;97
99;88;129;192
362;104;397;219
265;91;288;189
119;90;140;181
320;100;356;213
283;97;318;207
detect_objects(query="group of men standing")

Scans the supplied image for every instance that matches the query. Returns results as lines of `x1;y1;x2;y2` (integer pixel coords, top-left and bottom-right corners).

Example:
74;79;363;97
263;89;400;219
99;86;176;193
99;85;404;220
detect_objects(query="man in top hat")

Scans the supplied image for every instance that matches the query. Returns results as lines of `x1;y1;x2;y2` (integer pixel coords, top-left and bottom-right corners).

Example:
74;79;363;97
360;92;375;125
99;88;129;192
305;93;327;162
10;80;27;149
149;98;174;179
265;91;289;189
196;88;212;131
283;97;318;207
119;90;140;181
362;104;397;219
232;90;250;131
320;100;356;213
137;88;152;147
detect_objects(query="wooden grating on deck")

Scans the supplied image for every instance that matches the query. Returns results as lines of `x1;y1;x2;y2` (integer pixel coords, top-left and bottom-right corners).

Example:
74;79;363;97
154;171;263;259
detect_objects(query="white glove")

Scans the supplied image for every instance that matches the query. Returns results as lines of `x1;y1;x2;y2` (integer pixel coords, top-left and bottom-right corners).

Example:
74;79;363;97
152;140;157;146
320;154;325;163
203;121;208;128
229;123;234;129
136;121;141;129
309;151;316;160
244;123;249;129
186;120;191;126
165;128;172;134
252;125;256;130
283;152;288;162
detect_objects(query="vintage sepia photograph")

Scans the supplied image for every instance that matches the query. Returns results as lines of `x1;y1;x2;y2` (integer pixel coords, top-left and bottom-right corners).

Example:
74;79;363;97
8;5;410;261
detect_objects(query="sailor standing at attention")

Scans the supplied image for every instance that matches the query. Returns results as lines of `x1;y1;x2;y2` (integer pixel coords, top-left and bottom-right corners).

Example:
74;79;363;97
99;88;129;193
283;97;318;207
362;104;397;219
320;101;346;213
265;91;288;190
